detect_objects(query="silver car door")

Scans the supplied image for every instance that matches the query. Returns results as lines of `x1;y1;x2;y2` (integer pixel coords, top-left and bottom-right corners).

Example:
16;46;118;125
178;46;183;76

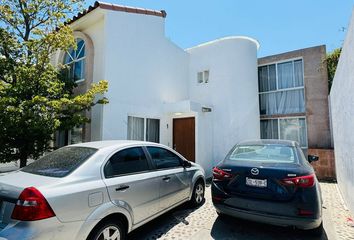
146;147;191;211
102;147;159;225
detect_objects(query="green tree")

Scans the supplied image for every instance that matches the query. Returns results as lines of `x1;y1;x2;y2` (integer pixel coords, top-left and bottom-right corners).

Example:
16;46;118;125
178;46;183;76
326;48;342;92
0;0;109;167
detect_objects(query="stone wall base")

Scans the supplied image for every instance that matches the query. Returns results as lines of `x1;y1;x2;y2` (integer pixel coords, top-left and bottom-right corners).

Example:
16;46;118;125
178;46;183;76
308;148;336;181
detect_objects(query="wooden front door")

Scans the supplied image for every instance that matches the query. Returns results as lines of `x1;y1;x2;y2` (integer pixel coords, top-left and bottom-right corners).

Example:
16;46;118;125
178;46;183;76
173;117;195;162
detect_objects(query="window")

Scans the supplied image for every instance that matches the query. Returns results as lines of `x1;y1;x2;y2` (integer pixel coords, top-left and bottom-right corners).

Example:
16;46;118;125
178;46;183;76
63;38;86;83
104;147;150;178
147;147;182;169
258;64;276;92
70;125;83;144
228;145;296;163
127;116;160;143
197;72;203;83
260;118;308;148
55;126;84;148
146;118;160;143
260;119;278;139
204;70;209;83
21;147;97;178
279;118;307;147
258;59;305;116
127;116;144;141
197;70;210;84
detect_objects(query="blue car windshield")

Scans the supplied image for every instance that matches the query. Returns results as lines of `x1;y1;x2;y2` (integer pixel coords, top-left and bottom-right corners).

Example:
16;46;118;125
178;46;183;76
228;145;297;163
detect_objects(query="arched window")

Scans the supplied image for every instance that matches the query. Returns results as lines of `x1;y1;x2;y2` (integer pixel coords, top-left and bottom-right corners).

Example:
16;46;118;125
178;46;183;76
63;38;86;83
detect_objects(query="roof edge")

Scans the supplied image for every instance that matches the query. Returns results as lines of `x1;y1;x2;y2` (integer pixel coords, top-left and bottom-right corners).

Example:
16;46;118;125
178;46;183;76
66;1;166;26
186;36;260;51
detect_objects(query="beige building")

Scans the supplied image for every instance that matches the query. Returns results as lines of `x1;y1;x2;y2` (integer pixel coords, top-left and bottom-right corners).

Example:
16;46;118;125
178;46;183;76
258;45;334;179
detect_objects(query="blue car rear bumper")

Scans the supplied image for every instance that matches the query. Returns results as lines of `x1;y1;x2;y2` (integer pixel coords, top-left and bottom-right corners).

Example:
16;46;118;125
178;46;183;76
214;203;322;230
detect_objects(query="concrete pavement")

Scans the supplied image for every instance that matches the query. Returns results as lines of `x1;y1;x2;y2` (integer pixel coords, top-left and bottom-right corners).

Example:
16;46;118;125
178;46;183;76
129;182;353;240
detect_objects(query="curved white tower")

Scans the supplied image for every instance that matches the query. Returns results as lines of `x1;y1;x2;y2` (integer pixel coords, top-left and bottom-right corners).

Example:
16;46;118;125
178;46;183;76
187;36;260;170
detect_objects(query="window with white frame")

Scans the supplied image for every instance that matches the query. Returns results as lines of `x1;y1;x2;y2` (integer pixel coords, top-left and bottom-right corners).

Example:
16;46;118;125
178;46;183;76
258;59;305;116
197;70;209;84
63;38;86;83
127;116;160;143
260;118;308;148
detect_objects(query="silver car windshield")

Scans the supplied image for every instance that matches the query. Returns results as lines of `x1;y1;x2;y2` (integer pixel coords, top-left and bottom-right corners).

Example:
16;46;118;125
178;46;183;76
21;147;97;177
228;145;297;163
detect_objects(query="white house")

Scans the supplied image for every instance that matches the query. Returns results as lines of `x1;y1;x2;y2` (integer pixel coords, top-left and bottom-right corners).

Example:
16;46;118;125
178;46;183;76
52;1;260;176
330;8;354;214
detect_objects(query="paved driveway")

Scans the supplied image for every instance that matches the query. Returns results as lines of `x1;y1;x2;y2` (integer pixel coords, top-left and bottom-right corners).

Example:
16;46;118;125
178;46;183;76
128;183;352;240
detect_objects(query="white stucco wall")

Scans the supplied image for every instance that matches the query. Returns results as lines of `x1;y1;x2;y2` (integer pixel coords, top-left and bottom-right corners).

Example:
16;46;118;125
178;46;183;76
330;10;354;214
187;37;261;168
101;10;189;142
66;8;260;177
80;18;106;141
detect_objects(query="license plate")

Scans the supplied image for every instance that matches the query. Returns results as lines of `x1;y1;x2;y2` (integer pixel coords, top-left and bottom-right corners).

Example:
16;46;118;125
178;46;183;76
246;177;267;188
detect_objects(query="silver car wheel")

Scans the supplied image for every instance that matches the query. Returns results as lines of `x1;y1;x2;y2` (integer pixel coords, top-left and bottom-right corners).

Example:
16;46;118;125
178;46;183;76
96;226;121;240
195;183;204;203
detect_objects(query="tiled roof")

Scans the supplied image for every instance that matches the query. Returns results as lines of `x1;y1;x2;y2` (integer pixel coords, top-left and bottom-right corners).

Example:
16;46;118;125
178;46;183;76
66;1;167;25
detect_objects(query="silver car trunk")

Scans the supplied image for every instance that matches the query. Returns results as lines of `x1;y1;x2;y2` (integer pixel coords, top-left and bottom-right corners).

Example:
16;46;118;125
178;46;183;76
0;171;59;227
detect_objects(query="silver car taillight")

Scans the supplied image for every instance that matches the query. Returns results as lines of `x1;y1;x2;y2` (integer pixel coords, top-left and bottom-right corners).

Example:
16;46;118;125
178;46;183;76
11;187;55;221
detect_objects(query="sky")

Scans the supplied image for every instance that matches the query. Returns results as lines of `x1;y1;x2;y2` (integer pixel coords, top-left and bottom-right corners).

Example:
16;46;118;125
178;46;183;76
86;0;354;57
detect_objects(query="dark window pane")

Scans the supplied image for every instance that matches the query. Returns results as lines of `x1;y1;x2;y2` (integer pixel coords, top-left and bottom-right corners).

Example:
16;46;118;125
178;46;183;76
21;147;97;178
76;39;85;59
74;60;85;81
268;64;277;90
260;119;279;139
294;60;304;87
104;147;149;177
147;147;182;169
64;52;73;64
146;119;160;143
258;66;268;92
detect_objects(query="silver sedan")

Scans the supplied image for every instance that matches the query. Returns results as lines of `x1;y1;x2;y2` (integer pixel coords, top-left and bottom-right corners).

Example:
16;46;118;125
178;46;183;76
0;141;205;240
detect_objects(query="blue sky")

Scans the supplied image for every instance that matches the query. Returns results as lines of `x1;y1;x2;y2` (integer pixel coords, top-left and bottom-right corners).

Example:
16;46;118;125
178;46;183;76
86;0;353;57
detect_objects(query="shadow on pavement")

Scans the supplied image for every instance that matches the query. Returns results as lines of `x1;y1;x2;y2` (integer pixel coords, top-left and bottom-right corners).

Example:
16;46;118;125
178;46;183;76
128;200;205;240
211;214;328;240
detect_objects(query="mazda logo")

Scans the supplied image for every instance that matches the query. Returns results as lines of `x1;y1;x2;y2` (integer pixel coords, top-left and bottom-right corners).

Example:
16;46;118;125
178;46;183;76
251;168;259;175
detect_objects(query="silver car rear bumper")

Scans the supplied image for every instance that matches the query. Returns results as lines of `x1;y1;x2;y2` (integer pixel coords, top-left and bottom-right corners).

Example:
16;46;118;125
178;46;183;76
214;203;322;230
0;217;84;240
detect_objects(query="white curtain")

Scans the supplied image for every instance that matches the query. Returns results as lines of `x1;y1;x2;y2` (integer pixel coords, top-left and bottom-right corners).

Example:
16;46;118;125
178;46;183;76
294;60;304;87
260;119;279;139
278;61;294;89
260;89;305;115
260;92;277;115
127;116;144;141
146;118;160;143
277;89;305;114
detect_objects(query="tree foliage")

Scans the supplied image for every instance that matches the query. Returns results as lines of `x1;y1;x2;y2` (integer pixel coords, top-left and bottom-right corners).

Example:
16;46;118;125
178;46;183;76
326;48;341;92
0;0;109;167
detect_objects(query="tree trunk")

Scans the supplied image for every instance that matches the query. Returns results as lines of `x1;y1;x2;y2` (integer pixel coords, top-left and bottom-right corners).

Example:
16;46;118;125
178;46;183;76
19;154;27;168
